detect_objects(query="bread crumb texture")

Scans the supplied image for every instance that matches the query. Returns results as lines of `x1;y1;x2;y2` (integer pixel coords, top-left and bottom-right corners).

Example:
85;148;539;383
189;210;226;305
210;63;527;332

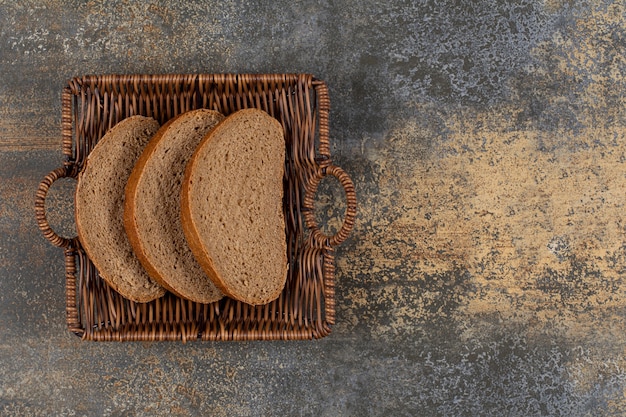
127;110;224;303
184;109;286;305
76;116;165;302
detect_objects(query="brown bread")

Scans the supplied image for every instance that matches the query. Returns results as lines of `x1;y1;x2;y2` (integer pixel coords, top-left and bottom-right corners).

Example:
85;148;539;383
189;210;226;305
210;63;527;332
75;116;166;303
124;109;225;303
181;109;288;305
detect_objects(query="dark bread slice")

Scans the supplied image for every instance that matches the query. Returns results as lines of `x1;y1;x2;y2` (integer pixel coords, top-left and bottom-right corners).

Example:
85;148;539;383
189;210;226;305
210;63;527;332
75;116;166;303
181;108;288;305
124;109;225;304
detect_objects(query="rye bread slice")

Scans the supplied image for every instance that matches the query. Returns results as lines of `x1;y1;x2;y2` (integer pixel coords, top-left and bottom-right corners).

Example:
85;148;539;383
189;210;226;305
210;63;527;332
181;108;288;305
75;116;166;303
124;109;225;304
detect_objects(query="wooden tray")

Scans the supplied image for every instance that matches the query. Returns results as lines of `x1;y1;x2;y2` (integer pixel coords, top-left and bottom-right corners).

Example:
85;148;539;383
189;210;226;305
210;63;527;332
35;74;356;341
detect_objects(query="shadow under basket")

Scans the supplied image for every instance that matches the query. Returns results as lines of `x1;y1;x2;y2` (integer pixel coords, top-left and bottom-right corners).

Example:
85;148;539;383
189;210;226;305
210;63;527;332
34;73;356;341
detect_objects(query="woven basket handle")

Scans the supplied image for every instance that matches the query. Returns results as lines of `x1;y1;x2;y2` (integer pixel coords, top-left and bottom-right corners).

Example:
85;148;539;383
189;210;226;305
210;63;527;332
35;166;77;248
303;164;357;247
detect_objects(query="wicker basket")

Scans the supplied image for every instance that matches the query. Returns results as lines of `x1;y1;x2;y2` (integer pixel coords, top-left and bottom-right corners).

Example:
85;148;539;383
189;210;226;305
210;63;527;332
34;74;356;341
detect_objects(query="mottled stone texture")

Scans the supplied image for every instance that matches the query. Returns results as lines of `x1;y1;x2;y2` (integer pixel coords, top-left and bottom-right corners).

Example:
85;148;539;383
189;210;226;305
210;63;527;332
1;0;625;415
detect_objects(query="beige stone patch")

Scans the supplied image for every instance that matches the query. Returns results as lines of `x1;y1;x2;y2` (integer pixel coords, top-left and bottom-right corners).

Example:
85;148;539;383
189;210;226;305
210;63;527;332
372;105;626;336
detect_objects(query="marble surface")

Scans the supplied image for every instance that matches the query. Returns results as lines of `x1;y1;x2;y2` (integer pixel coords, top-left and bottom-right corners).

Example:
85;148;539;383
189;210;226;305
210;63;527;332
1;1;625;415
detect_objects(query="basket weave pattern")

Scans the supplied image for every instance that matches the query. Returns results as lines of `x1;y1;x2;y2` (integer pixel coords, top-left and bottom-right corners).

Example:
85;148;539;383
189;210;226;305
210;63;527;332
34;74;356;341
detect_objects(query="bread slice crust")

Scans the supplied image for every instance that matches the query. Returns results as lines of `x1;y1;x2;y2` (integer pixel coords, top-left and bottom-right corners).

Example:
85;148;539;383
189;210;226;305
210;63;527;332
181;109;288;305
75;116;166;303
124;109;225;303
